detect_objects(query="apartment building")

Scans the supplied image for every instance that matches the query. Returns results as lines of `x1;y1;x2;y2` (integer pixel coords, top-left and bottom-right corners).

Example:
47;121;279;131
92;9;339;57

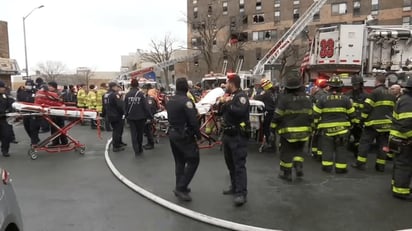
187;0;412;81
0;21;20;87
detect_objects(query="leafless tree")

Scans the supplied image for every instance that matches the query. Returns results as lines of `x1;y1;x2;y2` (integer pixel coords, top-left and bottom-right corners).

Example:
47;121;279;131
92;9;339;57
76;68;94;89
36;61;67;82
277;44;306;81
140;34;176;88
221;36;248;73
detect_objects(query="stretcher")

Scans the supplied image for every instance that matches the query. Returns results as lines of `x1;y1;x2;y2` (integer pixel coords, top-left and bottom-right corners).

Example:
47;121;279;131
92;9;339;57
10;102;99;160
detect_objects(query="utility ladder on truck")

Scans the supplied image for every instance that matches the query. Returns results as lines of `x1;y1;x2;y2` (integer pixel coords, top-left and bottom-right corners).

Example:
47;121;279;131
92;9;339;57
221;59;228;74
235;58;244;73
252;0;328;75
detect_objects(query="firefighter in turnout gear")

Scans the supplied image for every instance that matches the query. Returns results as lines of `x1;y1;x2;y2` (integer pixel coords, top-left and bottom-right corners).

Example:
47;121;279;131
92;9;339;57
219;74;250;206
87;85;97;129
314;75;356;173
352;74;396;172
345;75;367;157
254;79;277;151
310;78;328;161
77;84;87;108
390;77;412;200
271;76;313;181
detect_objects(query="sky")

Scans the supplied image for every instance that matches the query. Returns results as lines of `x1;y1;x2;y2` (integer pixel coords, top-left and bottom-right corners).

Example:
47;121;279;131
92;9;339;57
0;0;187;73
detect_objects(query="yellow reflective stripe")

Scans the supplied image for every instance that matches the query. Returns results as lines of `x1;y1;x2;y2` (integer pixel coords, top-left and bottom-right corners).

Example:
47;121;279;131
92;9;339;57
376;159;386;165
317;121;351;128
314;118;319;124
325;129;349;136
364;119;392;126
270;123;277;129
275;109;284;116
280;161;293;168
288;137;310;143
387;153;394;158
394;112;412;120
374;100;395;107
393;186;410;194
282;109;313;115
278;126;312;134
317;150;323;155
347;107;355;114
311;147;318;152
364;98;375;106
391;179;394;186
352;118;360;124
357;156;367;163
313;105;322;114
353;102;364;108
390;129;412;139
361;113;368;119
335;163;347;169
321;107;348;113
322;161;334;166
293;156;304;162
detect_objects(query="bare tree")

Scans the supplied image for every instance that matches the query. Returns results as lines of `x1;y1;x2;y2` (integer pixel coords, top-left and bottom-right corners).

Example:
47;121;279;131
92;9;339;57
140;34;176;88
277;44;306;81
76;68;94;88
36;61;67;82
221;35;248;73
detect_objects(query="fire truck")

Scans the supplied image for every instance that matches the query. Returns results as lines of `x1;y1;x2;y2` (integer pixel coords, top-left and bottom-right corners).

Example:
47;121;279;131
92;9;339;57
301;24;412;89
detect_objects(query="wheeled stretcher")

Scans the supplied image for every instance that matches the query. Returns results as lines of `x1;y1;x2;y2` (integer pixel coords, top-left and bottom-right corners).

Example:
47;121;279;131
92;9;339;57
11;102;99;160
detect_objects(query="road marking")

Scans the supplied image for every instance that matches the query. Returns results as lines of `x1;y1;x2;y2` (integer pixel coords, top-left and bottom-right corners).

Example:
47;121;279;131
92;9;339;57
104;138;281;231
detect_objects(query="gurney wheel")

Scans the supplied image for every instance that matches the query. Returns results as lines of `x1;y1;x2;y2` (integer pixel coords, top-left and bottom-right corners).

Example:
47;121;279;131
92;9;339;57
28;148;38;160
78;147;86;155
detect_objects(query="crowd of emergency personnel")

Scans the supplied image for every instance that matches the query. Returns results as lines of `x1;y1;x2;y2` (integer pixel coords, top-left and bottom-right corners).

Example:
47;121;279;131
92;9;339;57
1;70;412;206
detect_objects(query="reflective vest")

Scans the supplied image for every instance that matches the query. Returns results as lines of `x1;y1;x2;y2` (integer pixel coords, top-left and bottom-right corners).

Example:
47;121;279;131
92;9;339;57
86;90;97;110
77;88;87;108
95;89;107;113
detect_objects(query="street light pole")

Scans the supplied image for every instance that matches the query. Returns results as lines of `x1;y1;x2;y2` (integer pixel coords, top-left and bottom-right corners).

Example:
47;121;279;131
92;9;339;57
23;5;44;79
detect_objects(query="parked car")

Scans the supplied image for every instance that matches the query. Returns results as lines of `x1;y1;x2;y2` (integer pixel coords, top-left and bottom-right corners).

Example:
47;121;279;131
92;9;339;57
0;168;23;231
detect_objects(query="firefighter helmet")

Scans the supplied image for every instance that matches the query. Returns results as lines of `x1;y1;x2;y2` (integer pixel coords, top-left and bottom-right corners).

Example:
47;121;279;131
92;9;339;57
284;77;301;89
351;75;365;85
327;75;343;88
260;79;273;91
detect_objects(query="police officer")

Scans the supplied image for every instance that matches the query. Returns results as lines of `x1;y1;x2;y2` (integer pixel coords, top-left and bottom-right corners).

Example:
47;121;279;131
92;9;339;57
254;79;277;151
17;79;40;146
0;81;15;156
166;78;201;202
271;76;313;181
345;75;367;157
142;84;158;150
102;82;126;152
124;79;151;156
352;74;396;172
219;74;250;206
390;77;412;200
314;76;355;173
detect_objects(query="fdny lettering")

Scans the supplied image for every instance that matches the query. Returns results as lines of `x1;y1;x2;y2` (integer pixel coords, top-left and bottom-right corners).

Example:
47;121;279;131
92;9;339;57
327;95;343;100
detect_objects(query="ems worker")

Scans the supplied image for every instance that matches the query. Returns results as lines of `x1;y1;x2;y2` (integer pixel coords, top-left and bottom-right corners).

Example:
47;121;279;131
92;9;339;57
219;74;250;206
345;75;367;157
390;78;412;200
271;76;313;180
254;79;277;151
314;76;355;173
17;79;40;146
0;81;15;157
352;74;396;172
166;78;201;202
86;84;97;129
102;82;126;152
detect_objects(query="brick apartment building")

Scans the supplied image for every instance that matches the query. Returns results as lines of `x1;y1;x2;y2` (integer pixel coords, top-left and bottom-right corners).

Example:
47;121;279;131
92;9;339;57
0;21;20;87
187;0;412;81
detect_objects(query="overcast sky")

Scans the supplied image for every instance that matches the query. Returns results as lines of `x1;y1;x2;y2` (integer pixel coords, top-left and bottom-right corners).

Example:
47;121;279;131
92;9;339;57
0;0;187;73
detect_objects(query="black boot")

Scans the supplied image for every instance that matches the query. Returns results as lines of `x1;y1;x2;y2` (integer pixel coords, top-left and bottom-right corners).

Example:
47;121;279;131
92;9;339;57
173;189;192;201
351;162;366;170
222;186;235;195
278;169;292;182
293;162;304;177
335;168;348;174
375;163;385;172
322;165;333;173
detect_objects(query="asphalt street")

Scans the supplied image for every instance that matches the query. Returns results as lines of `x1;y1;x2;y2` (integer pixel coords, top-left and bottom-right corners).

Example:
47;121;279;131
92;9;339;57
1;123;412;231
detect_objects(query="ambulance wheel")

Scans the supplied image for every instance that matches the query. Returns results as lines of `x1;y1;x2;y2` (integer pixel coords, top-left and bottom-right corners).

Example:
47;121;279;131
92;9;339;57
79;147;86;155
28;148;38;160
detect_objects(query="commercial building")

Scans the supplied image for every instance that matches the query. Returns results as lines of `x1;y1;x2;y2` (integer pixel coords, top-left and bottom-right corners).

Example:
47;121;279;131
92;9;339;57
0;21;20;87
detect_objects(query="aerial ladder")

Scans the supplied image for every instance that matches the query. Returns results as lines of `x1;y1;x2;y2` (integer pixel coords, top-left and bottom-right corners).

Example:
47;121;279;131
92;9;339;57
235;58;244;73
252;0;328;76
221;59;228;74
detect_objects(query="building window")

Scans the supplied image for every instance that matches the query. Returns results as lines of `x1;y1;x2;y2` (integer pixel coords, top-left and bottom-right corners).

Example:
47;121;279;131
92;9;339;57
193;0;197;4
371;0;379;15
208;4;213;16
293;8;300;22
223;1;228;15
256;48;262;60
293;0;300;5
256;0;262;11
193;7;198;19
404;0;412;11
403;16;411;25
313;10;320;21
240;0;245;13
252;30;276;41
191;37;201;47
331;3;347;15
253;14;265;24
353;1;361;16
230;17;237;30
213;38;217;45
274;11;280;22
242;15;248;24
274;0;280;8
232;32;248;42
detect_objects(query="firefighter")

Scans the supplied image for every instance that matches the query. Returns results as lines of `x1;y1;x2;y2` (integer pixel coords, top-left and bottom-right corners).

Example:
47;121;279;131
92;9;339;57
352;74;396;172
87;84;97;129
271;76;313;181
390;77;412;200
254;79;277;151
219;73;250;206
96;83;108;130
102;82;126;152
314;76;355;173
166;77;201;202
310;78;329;161
0;81;15;156
345;74;367;157
77;84;87;108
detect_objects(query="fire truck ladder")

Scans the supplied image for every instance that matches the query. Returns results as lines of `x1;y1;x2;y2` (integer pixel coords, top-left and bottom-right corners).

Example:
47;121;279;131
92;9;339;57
222;59;228;74
235;58;244;73
252;0;328;75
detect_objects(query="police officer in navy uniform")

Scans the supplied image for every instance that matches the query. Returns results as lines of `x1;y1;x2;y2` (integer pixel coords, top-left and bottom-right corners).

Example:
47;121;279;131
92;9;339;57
102;82;126;152
219;73;250;206
124;79;151;156
0;81;15;156
166;78;201;202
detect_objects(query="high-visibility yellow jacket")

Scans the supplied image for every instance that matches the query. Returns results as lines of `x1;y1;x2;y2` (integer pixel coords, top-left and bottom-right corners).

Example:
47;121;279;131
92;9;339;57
95;89;107;112
86;90;97;110
77;88;87;108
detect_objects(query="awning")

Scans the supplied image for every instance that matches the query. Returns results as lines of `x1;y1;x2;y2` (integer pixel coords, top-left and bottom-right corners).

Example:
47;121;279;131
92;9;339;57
0;58;20;75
